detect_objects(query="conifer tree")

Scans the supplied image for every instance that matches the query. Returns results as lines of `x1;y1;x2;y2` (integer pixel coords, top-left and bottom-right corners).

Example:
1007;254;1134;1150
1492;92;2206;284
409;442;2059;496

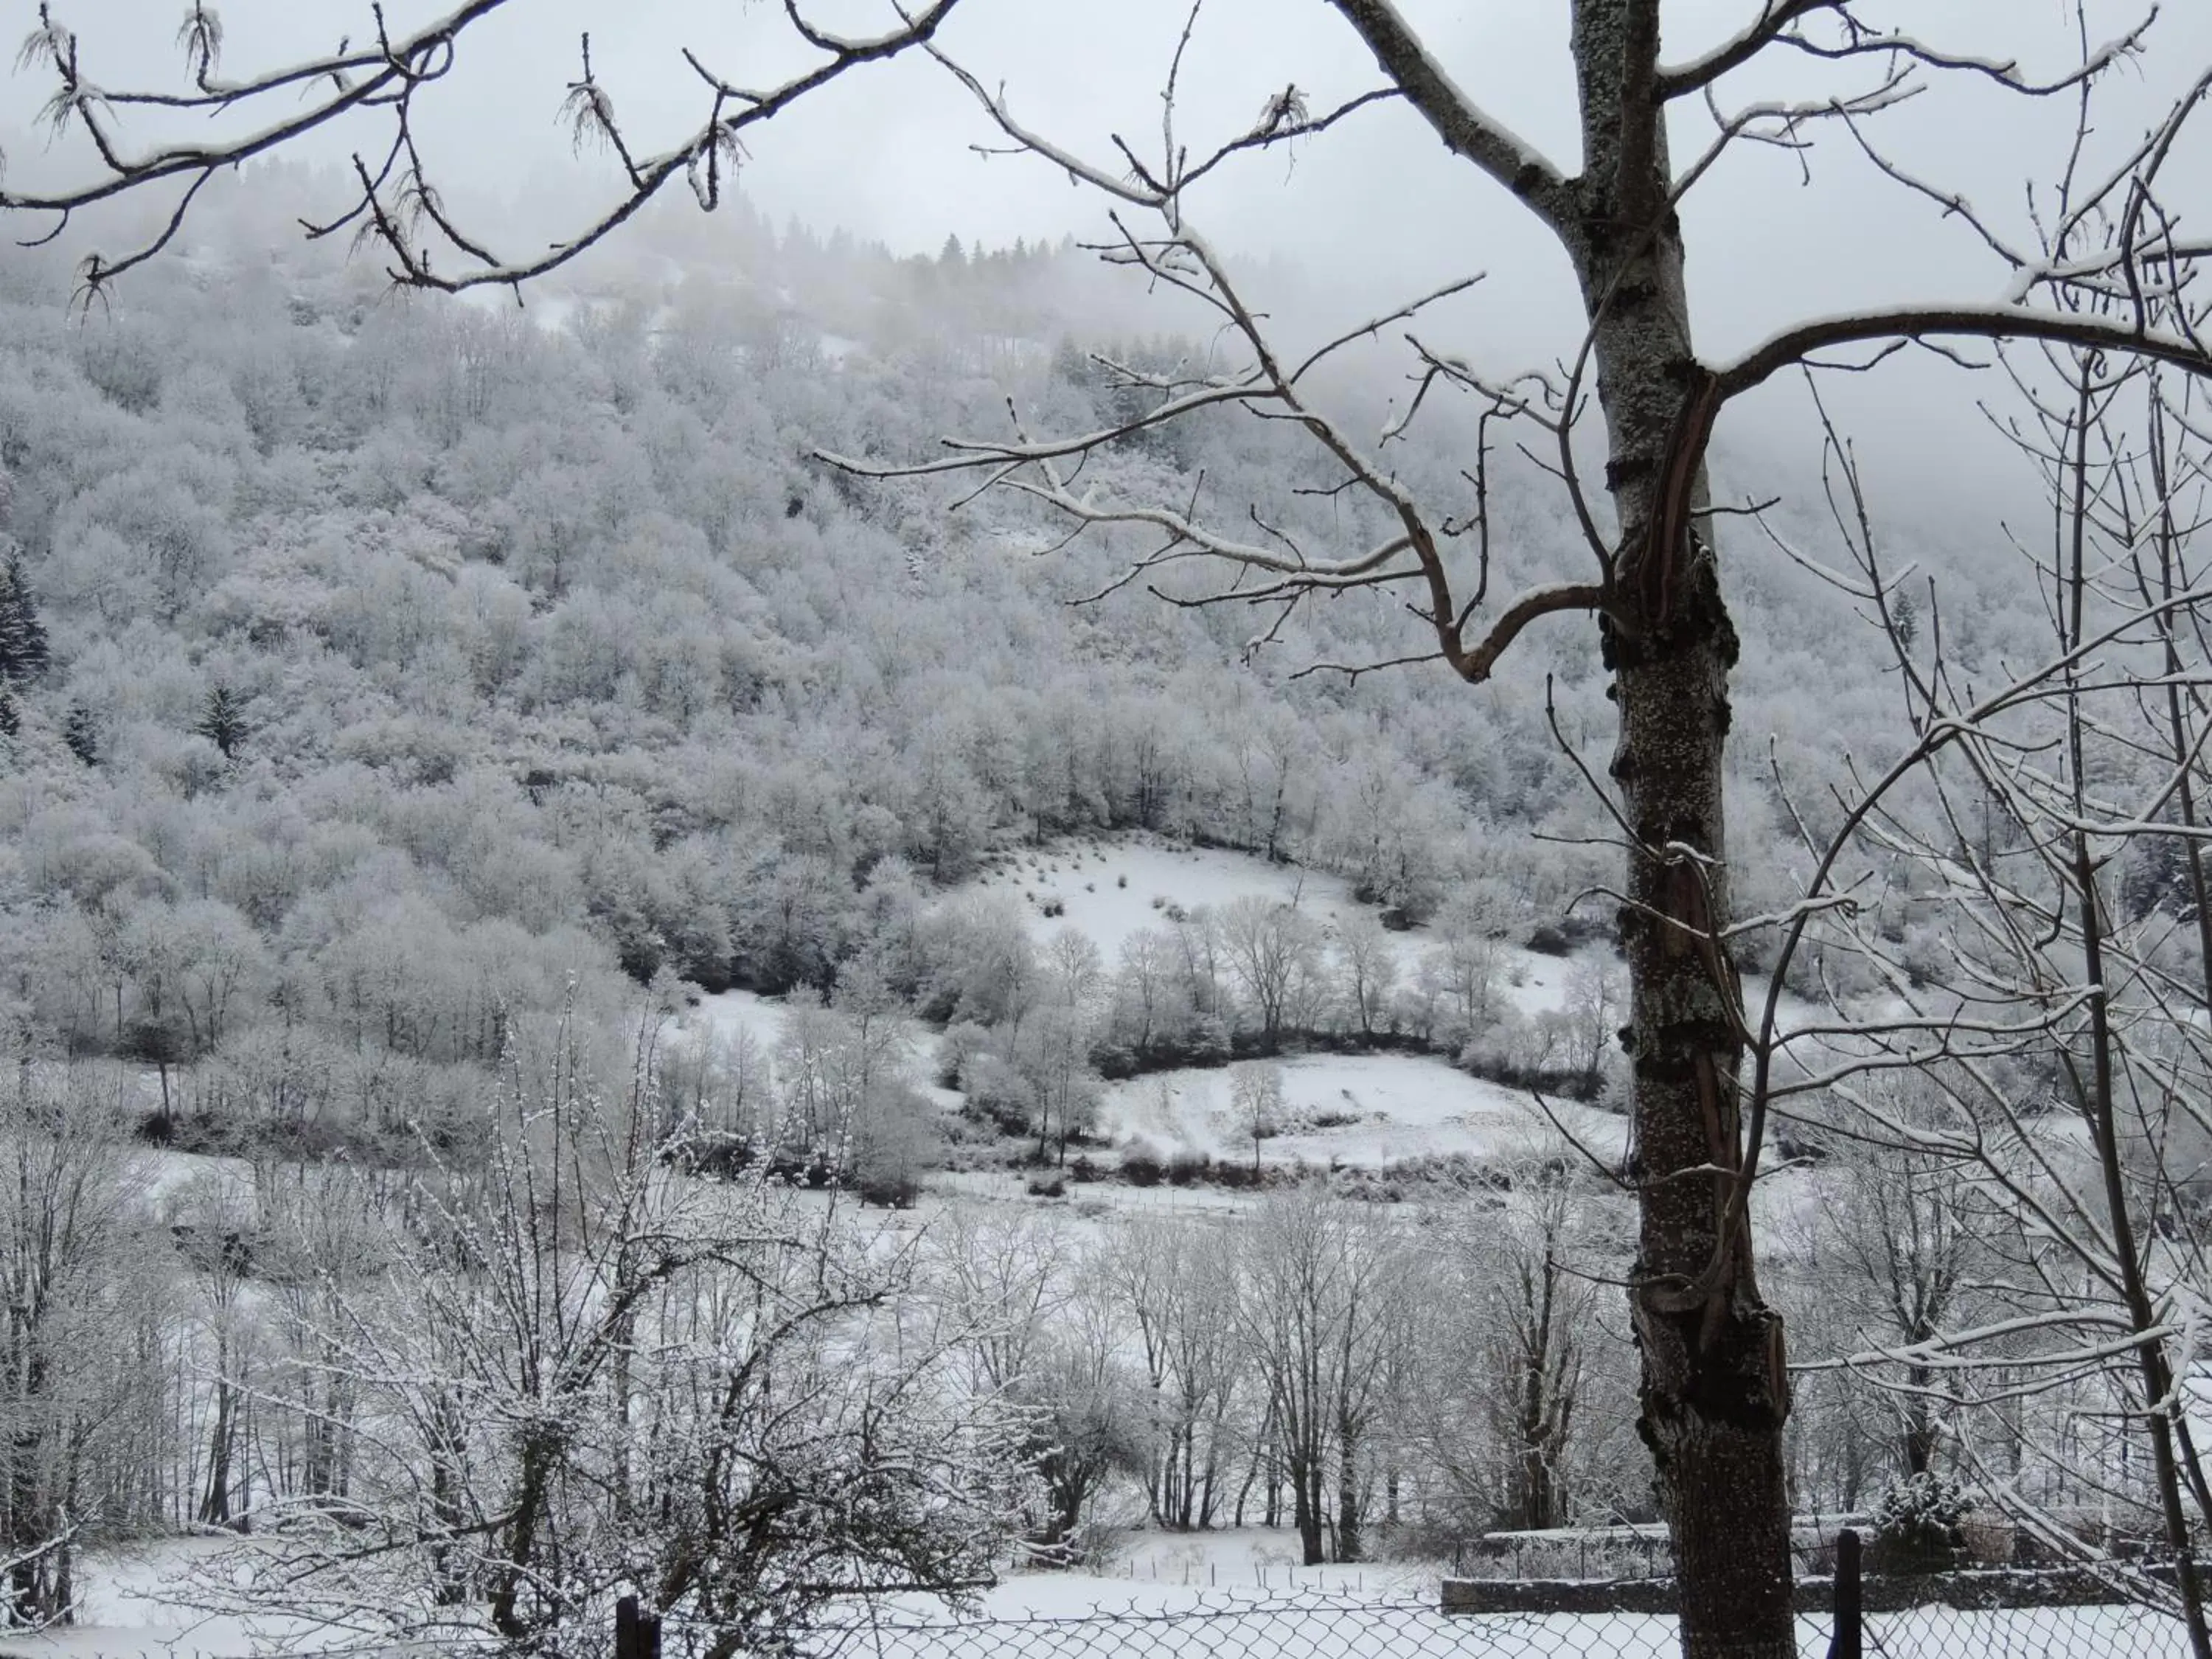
196;684;248;759
62;703;97;767
0;552;49;682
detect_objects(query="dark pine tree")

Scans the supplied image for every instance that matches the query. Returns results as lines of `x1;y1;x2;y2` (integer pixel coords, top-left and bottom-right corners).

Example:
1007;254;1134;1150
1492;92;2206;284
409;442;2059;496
0;552;49;681
196;684;248;758
0;681;16;740
62;703;98;766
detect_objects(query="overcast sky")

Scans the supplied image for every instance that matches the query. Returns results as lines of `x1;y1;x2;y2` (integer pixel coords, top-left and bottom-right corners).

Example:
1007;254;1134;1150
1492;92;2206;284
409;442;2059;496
5;0;2209;518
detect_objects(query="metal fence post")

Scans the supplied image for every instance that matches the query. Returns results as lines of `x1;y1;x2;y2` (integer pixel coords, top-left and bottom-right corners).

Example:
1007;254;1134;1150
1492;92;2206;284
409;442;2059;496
616;1593;639;1659
1827;1527;1862;1659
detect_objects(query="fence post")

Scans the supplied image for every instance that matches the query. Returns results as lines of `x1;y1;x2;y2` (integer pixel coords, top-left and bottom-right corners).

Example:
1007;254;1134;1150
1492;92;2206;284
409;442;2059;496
616;1593;639;1659
1827;1528;1862;1659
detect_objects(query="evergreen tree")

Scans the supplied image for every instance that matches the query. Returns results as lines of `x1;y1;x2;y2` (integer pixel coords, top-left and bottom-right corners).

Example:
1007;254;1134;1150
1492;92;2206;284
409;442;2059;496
0;552;48;681
196;684;248;758
0;681;16;741
62;703;97;767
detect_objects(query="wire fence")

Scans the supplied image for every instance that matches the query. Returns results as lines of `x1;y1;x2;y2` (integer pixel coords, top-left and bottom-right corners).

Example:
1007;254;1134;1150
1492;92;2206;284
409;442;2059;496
1861;1601;2193;1659
795;1585;2194;1659
809;1594;1703;1659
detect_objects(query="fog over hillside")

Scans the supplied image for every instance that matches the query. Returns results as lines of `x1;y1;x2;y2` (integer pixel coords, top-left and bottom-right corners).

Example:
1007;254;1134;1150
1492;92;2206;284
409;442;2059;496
0;168;2032;1144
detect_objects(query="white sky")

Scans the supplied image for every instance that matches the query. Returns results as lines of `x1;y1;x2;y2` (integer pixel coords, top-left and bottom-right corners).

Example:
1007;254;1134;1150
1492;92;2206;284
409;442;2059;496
4;1;2209;515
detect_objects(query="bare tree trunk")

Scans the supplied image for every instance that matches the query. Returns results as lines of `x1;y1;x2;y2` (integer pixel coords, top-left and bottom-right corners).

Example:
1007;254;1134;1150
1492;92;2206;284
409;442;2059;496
1336;1412;1363;1563
1569;6;1793;1651
1293;1450;1324;1566
198;1336;237;1528
1902;1366;1936;1479
2057;372;2212;1659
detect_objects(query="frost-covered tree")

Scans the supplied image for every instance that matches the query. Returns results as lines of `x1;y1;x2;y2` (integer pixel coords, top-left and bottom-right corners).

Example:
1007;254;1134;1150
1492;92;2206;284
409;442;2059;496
1239;1186;1416;1565
1;1066;159;1629
1217;894;1328;1048
1099;1218;1243;1532
1334;911;1399;1040
1228;1059;1284;1175
1413;1161;1633;1534
181;1015;1029;1655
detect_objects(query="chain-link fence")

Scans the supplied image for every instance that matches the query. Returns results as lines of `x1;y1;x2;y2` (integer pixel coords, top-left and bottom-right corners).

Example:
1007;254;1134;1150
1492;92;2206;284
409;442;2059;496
810;1594;1701;1659
1861;1601;2191;1659
795;1584;2194;1659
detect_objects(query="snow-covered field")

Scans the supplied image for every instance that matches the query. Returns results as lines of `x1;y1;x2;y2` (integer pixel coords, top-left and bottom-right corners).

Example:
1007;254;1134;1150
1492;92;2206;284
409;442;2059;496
1105;1053;1624;1172
125;1148;257;1218
679;985;797;1057
0;1539;333;1659
967;837;1580;1019
970;841;1368;962
669;839;1632;1183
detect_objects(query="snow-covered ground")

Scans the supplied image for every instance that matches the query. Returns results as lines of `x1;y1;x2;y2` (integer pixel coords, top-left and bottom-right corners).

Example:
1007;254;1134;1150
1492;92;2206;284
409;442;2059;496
125;1148;257;1218
1105;1052;1624;1171
0;1539;336;1659
971;841;1373;964
678;986;793;1057
965;837;1580;1019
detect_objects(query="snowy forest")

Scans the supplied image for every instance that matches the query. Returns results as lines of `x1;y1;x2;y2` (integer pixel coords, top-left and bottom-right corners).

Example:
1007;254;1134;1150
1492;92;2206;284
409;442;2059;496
2;3;2212;1656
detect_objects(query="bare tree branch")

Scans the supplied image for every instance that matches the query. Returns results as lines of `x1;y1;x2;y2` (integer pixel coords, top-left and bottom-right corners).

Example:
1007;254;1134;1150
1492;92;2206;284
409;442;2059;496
1322;0;1574;234
0;0;965;296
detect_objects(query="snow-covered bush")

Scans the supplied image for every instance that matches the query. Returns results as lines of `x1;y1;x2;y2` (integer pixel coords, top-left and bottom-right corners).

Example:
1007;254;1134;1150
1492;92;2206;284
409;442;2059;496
1869;1472;1972;1574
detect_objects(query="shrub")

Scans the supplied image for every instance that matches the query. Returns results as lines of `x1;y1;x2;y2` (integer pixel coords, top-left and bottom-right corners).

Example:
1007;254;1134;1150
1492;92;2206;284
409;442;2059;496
1121;1147;1164;1186
1869;1473;1972;1575
1527;923;1573;956
1186;1013;1231;1067
859;1173;920;1208
937;1021;992;1090
1025;1172;1067;1199
960;1051;1037;1136
1166;1150;1211;1186
1089;1039;1138;1080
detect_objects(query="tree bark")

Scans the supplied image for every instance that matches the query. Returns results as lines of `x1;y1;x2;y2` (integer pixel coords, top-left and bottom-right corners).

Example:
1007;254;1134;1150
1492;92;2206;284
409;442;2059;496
198;1377;235;1526
1570;4;1795;1652
1336;1413;1363;1563
1292;1455;1322;1565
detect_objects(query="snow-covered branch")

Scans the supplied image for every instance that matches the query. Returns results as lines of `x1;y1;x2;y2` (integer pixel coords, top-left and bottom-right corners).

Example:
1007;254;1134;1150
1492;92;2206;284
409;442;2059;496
0;0;964;295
